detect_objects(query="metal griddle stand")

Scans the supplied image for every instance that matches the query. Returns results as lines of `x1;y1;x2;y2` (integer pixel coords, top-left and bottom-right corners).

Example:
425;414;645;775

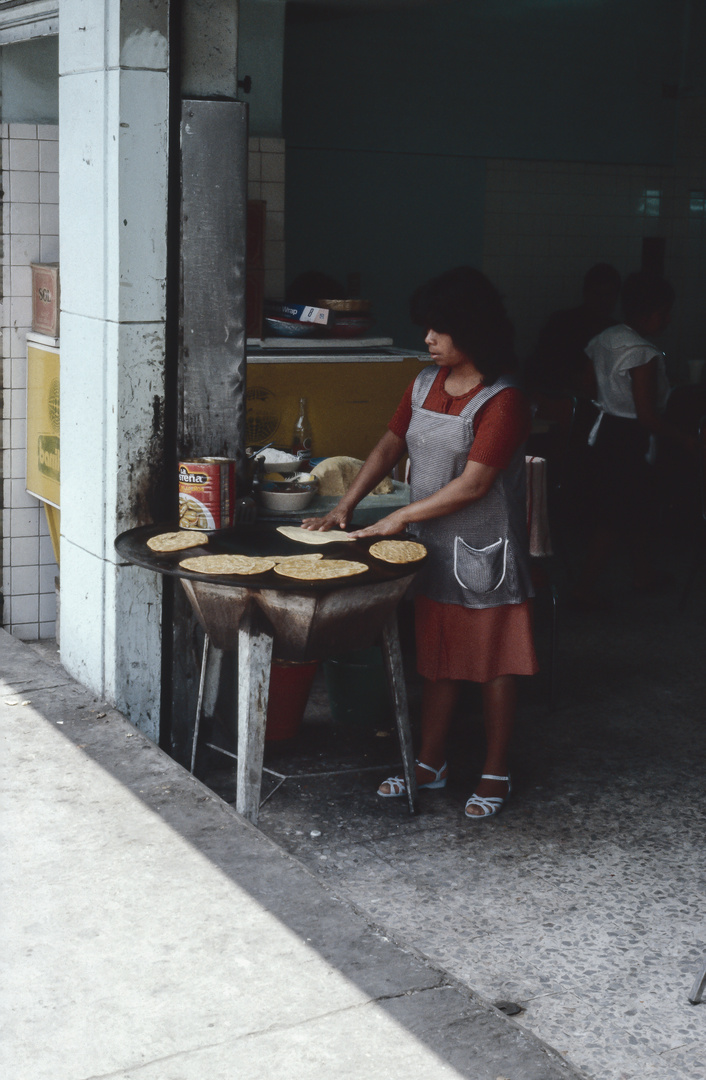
182;576;419;825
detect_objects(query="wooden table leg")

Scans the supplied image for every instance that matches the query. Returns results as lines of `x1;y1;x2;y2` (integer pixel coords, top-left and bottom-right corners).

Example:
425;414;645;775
381;612;418;814
236;608;274;824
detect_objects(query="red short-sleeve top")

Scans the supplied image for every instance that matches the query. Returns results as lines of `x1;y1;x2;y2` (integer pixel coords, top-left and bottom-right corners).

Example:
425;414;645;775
388;367;530;469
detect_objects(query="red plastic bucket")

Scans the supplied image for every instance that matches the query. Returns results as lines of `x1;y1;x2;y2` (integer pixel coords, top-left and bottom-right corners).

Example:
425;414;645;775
266;659;319;741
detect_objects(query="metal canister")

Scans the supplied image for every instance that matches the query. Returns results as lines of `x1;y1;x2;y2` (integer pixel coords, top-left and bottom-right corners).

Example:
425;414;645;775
178;457;236;530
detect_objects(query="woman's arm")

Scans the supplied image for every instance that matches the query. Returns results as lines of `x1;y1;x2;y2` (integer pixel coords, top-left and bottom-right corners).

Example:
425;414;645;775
630;359;695;452
301;429;407;531
348;459;499;539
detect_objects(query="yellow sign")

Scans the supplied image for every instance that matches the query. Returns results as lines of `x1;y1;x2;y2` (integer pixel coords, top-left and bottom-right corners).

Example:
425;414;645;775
26;342;60;509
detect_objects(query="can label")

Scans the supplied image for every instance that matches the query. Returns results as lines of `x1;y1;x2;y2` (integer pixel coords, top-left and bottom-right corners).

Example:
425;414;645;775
178;458;236;530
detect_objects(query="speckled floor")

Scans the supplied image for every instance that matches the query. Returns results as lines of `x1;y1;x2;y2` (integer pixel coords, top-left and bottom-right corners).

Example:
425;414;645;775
201;531;706;1080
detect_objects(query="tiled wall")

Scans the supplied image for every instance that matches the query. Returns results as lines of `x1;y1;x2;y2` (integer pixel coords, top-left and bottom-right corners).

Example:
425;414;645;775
247;136;285;300
483;98;706;379
0;122;59;640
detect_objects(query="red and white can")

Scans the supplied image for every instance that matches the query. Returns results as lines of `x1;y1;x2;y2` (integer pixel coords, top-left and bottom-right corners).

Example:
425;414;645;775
178;458;236;531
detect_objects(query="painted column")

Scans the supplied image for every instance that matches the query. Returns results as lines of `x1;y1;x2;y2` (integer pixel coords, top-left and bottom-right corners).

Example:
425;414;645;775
58;2;169;738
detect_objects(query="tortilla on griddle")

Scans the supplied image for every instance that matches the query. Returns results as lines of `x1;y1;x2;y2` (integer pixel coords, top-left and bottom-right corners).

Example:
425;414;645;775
277;525;355;545
273;559;368;581
369;539;427;564
179;554;276;575
147;531;207;552
271;553;324;564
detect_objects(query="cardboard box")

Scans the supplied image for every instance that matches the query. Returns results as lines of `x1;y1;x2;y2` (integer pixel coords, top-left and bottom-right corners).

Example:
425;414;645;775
31;263;60;337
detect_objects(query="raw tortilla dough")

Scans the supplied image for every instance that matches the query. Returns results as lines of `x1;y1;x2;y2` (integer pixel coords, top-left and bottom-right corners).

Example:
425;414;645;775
310;456;394;497
277;525;355;545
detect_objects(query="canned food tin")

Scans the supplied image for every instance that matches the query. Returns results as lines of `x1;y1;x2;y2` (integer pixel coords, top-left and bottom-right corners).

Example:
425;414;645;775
178;458;236;530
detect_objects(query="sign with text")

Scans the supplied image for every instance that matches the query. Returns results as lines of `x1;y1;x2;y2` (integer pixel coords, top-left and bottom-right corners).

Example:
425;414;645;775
26;341;60;508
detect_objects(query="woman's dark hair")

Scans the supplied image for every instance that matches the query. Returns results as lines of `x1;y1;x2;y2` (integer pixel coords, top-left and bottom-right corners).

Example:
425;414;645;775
410;266;516;383
621;271;675;324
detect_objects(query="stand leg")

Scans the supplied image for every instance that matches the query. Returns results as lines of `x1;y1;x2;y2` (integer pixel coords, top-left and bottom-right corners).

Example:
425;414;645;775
689;959;706;1004
236;609;273;824
190;636;224;774
381;612;418;814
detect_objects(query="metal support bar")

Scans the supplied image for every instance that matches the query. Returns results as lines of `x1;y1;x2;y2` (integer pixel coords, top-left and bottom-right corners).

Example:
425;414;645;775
190;635;224;773
236;609;274;823
689;959;706;1004
381;612;418;814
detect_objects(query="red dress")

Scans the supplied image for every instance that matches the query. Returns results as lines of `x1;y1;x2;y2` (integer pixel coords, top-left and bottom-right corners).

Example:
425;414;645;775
389;368;539;683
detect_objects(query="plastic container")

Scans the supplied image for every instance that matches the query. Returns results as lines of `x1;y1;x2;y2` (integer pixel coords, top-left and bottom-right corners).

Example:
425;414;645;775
323;646;391;727
266;659;319;741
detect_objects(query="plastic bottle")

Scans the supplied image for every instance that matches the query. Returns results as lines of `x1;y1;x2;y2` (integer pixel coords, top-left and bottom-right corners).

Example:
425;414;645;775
291;397;313;469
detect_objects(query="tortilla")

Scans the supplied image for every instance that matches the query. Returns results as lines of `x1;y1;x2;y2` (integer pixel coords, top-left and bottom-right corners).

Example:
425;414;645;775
147;531;207;553
271;553;324;564
179;554;276;575
273;559;368;581
369;540;427;565
277;525;355;545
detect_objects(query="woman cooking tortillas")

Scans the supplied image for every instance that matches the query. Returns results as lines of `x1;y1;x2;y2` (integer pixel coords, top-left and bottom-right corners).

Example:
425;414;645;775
303;267;537;819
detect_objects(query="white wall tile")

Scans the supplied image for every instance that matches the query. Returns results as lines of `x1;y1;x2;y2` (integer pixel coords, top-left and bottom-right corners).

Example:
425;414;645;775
11;564;41;595
9;170;39;204
9;124;37;139
10;297;32;329
39;562;58;592
11;623;40;641
39;140;59;173
10;507;39;537
36;125;59;141
39;172;59;203
10;234;40;265
10;203;39;234
39;236;59;262
10;535;39;566
39;203;60;235
39;535;55;564
10;419;27;450
39;622;56;639
261;152;285;183
39;592;57;622
11;265;33;298
11;358;27;388
9;139;39;171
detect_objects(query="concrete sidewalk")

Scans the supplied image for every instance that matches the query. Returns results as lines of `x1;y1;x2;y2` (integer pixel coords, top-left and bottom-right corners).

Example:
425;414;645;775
0;628;580;1080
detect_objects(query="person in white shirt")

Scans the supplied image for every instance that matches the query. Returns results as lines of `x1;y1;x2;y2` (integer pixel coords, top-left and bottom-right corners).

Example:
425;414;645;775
573;271;694;607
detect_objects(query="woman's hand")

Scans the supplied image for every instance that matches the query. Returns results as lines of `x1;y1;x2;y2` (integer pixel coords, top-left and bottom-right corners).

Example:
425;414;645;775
301;503;353;532
348;508;409;540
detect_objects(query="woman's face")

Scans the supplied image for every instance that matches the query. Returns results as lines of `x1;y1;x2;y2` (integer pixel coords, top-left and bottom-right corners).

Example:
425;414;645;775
424;329;472;369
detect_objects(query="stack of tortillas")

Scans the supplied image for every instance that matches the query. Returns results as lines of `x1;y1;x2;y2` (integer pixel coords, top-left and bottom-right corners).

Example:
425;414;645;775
147;531;207;552
310;457;394;496
369;540;427;564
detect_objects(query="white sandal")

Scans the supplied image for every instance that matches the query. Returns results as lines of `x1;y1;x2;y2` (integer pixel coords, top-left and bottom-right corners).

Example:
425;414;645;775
377;759;447;798
464;773;511;819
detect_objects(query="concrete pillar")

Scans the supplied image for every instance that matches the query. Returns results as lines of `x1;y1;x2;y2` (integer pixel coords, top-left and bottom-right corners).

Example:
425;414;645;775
58;2;170;738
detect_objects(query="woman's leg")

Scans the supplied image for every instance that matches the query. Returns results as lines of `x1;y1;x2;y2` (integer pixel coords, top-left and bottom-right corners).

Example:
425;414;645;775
465;673;516;814
378;676;458;794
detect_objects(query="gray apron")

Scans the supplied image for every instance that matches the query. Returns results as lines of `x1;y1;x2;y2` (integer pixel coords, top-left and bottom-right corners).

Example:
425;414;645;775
406;365;533;609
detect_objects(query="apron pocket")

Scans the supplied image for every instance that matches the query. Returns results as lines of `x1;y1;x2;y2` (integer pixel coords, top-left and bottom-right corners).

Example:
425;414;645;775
454;536;507;595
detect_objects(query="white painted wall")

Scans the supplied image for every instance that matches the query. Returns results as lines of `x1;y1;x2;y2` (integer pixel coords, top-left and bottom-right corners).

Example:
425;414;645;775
58;1;169;739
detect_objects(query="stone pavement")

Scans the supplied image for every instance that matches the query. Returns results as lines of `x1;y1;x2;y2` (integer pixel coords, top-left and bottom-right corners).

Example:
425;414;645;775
0;628;580;1080
201;546;706;1080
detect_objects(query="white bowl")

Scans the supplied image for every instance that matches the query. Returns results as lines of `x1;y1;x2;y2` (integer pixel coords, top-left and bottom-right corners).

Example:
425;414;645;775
256;456;301;476
257;480;318;513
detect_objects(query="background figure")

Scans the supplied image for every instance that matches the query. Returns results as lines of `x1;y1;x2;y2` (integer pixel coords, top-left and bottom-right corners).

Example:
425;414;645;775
574;271;695;607
525;263;622;399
